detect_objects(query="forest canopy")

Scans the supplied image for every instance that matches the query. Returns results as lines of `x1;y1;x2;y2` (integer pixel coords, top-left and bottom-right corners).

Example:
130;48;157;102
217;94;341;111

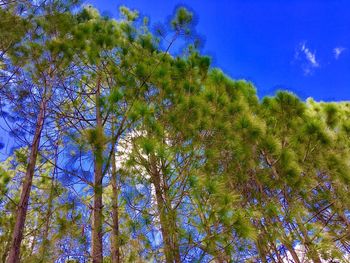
0;1;349;263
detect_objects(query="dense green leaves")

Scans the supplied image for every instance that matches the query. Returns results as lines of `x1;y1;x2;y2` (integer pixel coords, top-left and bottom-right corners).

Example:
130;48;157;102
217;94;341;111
0;2;349;263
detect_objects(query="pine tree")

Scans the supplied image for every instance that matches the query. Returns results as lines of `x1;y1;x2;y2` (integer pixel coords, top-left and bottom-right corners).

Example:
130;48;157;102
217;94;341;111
1;2;349;262
1;1;79;262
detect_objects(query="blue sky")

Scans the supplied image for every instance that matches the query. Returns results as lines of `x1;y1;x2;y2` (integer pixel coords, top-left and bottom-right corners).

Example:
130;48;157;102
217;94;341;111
86;0;350;101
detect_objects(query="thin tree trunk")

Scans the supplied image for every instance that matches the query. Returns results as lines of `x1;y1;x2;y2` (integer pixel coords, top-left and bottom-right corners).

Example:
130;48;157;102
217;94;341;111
154;178;173;262
283;239;301;263
110;138;120;263
39;145;58;262
2;238;11;263
92;80;104;263
255;234;268;263
150;157;180;263
170;209;181;263
272;242;283;263
296;219;322;263
6;98;47;263
29;227;37;257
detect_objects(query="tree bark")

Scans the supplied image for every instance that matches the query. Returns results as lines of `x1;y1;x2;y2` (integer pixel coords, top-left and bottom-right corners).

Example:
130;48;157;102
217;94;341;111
256;240;268;263
2;238;11;263
110;141;120;263
150;157;180;263
92;80;104;263
283;239;301;263
272;241;283;263
6;98;47;263
297;219;322;263
39;145;58;262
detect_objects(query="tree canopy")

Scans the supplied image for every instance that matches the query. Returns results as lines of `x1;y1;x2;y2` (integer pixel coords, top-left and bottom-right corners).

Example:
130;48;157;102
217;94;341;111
0;1;349;262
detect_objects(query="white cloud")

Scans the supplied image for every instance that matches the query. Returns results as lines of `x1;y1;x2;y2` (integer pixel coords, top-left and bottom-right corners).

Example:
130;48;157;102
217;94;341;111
295;42;320;75
333;47;346;59
299;43;319;67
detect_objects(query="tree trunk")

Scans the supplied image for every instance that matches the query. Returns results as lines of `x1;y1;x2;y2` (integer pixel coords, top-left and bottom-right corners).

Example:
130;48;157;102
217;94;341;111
255;237;268;263
92;80;104;263
39;145;58;262
272;242;283;263
110;142;120;263
29;227;37;257
2;238;11;263
168;208;181;263
154;178;173;262
297;219;322;263
150;157;180;263
283;240;301;263
6;98;47;263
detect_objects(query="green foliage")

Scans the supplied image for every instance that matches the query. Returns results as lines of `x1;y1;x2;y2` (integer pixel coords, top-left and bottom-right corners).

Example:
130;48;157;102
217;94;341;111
171;7;193;33
0;2;349;263
0;167;10;193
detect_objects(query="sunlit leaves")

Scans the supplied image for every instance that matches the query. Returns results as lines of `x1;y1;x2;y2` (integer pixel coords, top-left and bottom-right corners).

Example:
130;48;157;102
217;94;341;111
171;7;193;34
1;2;350;262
